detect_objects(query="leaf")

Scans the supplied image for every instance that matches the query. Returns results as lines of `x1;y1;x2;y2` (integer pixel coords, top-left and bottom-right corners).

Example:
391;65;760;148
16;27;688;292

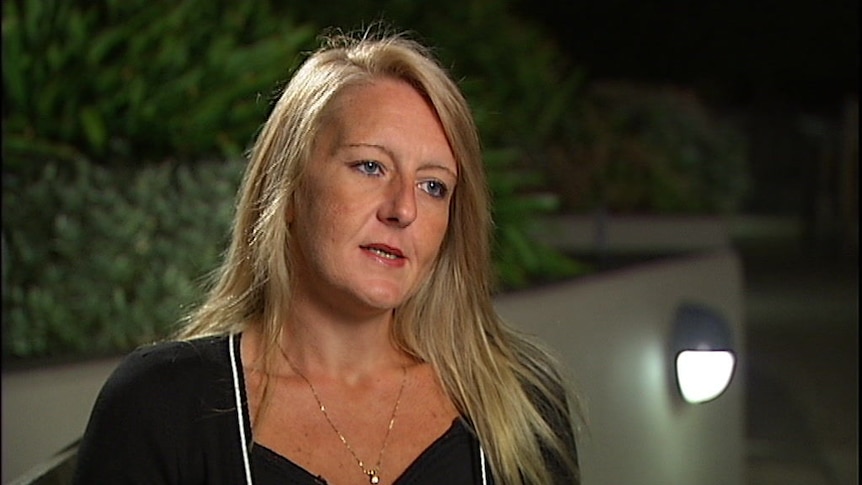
80;107;107;154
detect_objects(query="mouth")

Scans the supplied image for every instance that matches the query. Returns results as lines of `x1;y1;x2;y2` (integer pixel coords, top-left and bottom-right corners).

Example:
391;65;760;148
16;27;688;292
360;244;405;260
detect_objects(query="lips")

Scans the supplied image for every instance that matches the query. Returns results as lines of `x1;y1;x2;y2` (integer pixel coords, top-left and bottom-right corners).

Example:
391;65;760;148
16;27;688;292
360;244;405;260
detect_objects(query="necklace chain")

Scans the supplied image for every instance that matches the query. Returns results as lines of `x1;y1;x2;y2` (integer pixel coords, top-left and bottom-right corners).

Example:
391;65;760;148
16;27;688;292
280;346;407;485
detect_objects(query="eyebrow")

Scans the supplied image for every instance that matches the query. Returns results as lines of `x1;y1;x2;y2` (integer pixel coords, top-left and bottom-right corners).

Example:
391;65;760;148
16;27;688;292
418;163;458;180
345;143;397;161
344;143;458;179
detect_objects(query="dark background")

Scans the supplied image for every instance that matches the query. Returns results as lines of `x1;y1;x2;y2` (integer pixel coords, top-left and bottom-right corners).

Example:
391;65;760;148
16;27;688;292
514;0;859;115
514;0;858;223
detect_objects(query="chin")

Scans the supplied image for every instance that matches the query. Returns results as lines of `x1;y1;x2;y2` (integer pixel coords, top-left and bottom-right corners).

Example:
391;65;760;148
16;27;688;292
361;293;407;312
356;284;411;311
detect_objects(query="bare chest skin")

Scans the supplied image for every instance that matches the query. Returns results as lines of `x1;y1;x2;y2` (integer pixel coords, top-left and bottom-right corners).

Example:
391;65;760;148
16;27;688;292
242;332;460;485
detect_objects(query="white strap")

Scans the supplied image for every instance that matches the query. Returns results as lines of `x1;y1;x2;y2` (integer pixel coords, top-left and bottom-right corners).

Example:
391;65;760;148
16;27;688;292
479;443;488;485
229;333;254;485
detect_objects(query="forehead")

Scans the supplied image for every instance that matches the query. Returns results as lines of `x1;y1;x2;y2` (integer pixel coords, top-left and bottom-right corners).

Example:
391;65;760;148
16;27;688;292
317;78;456;164
329;77;434;123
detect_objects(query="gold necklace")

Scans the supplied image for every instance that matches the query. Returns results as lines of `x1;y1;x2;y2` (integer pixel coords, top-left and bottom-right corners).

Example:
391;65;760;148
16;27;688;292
280;346;407;484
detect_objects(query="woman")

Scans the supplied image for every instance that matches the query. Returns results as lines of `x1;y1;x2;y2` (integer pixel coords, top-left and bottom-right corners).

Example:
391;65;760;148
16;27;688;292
75;29;580;484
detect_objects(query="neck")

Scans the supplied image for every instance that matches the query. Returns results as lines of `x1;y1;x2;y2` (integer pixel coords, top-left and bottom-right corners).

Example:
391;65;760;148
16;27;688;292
279;297;410;384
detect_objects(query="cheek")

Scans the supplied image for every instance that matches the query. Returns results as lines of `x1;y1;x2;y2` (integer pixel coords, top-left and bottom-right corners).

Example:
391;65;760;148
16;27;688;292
305;200;347;246
296;175;341;225
293;186;335;249
419;212;451;262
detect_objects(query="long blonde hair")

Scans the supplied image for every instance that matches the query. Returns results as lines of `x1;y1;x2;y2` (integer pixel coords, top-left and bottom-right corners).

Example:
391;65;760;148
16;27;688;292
180;27;579;484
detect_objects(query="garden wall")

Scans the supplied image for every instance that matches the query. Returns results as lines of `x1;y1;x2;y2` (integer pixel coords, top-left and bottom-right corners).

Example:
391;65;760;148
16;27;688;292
497;249;745;484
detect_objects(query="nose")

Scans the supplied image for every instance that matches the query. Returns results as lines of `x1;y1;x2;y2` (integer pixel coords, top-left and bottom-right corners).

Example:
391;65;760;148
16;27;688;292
378;177;417;228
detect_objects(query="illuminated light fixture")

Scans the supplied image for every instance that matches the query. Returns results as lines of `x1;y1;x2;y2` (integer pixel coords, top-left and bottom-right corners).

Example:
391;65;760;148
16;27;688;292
671;303;736;404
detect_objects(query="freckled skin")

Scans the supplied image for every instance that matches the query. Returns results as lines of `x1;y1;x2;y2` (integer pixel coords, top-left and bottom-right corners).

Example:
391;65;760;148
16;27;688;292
290;78;458;319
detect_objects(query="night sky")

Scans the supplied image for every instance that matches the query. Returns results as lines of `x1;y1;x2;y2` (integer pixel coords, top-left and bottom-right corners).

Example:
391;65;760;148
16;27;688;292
514;0;859;114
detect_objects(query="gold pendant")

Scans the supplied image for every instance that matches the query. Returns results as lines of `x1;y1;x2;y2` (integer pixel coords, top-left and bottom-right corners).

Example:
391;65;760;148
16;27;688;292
369;472;380;484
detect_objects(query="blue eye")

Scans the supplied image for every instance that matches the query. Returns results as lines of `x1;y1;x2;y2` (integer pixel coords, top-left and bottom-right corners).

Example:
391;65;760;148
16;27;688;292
355;161;383;176
420;180;448;199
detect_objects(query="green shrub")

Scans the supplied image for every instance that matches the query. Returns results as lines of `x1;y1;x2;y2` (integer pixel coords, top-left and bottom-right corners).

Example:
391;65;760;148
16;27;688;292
2;1;589;360
2;0;316;175
2;160;245;360
548;81;749;214
486;149;588;288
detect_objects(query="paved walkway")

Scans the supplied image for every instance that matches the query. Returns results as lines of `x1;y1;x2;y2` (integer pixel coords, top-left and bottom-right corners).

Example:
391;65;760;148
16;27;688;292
739;237;858;485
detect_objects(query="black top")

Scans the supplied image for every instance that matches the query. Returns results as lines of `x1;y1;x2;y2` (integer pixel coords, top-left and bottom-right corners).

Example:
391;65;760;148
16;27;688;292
253;420;484;484
74;334;494;484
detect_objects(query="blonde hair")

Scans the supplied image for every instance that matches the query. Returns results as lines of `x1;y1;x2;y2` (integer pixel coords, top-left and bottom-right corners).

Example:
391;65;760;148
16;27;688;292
180;27;579;484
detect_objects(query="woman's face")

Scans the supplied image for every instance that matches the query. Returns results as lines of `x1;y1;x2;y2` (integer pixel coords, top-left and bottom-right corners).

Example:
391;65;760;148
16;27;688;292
290;77;457;318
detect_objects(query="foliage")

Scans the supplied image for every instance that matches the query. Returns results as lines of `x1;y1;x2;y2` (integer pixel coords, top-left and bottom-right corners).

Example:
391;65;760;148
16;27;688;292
2;160;245;360
2;0;316;176
486;149;588;288
287;0;584;144
2;0;590;360
548;81;749;214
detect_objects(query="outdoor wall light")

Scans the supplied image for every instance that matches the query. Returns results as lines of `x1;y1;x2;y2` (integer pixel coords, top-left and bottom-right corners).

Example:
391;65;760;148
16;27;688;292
671;302;736;404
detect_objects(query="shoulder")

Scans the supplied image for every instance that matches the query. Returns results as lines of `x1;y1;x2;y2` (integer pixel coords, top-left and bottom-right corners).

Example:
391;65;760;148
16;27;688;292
124;335;233;375
105;336;232;395
90;335;236;424
75;335;239;483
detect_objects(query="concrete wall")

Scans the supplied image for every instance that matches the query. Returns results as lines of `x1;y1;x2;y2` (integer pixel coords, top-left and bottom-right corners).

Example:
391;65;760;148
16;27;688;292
2;356;122;483
495;249;745;485
2;249;744;484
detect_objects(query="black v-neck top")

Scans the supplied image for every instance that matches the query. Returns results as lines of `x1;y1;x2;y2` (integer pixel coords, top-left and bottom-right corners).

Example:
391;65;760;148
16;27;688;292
74;334;494;484
252;418;483;484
